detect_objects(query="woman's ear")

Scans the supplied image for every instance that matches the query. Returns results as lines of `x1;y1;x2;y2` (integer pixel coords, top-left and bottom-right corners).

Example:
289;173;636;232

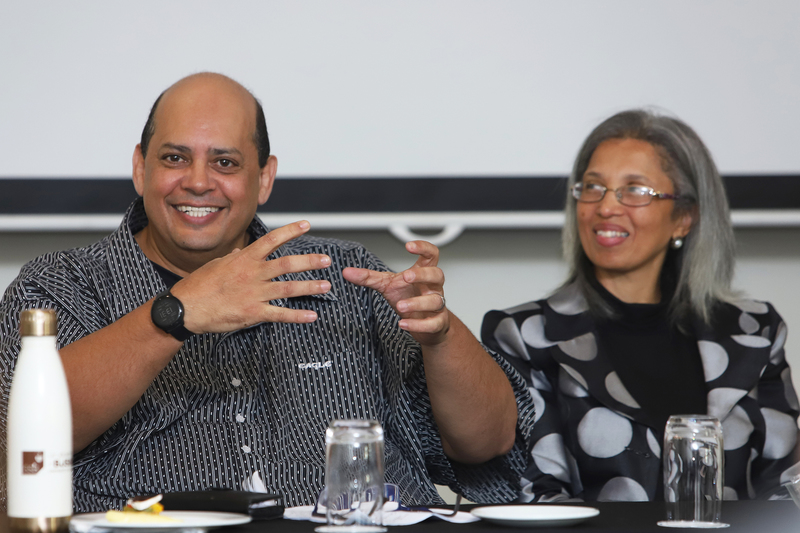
673;206;696;240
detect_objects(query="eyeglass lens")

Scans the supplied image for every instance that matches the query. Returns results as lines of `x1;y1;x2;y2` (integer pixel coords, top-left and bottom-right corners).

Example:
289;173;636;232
573;183;654;206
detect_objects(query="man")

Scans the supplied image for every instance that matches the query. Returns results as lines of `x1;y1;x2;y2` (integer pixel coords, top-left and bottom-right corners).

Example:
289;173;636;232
0;73;533;512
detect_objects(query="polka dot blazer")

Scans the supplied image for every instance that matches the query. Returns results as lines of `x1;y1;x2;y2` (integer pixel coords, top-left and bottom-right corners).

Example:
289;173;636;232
482;282;800;502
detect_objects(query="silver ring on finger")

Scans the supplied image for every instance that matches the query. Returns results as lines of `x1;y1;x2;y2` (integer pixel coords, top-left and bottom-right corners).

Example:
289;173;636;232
435;294;446;312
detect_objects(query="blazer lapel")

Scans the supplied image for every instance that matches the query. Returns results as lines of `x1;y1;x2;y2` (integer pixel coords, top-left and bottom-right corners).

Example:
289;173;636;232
542;284;663;429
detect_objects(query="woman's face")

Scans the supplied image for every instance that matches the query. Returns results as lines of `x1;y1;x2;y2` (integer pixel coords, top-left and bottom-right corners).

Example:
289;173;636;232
577;138;692;297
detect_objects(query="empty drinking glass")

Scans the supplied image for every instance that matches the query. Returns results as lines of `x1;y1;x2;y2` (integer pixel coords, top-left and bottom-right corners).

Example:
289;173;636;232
659;415;728;528
316;420;386;533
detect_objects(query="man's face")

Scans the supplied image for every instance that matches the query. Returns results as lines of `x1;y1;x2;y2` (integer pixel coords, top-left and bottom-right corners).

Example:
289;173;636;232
133;76;275;272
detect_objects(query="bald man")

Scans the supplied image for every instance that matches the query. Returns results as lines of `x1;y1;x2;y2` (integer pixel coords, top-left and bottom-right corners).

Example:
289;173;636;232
0;73;534;512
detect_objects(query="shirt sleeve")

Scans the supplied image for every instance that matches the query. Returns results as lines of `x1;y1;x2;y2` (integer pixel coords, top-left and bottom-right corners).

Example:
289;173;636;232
1;261;98;431
0;255;134;475
749;304;800;499
0;275;31;508
481;306;579;502
0;261;96;506
359;249;535;504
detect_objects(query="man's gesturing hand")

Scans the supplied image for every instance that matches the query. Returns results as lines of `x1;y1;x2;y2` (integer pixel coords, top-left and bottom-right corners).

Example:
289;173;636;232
342;240;449;347
170;221;332;333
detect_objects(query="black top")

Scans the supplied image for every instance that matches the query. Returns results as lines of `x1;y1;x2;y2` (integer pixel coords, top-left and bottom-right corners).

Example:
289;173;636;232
151;261;182;288
148;232;254;288
592;277;707;440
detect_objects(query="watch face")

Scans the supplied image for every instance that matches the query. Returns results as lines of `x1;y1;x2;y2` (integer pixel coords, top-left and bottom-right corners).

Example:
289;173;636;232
153;295;183;329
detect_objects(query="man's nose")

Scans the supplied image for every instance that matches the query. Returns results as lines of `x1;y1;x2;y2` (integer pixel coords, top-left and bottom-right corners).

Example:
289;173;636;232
182;161;215;194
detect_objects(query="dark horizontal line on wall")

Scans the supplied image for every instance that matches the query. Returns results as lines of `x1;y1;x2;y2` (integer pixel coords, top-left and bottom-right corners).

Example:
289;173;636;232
0;175;798;215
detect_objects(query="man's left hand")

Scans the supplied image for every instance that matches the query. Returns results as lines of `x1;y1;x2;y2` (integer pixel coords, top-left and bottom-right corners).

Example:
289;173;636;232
343;240;449;347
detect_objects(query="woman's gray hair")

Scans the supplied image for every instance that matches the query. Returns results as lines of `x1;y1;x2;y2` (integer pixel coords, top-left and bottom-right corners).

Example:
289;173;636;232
562;109;736;324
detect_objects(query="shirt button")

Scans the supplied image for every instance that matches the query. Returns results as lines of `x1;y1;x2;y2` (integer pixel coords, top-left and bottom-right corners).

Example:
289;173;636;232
236;414;246;423
242;445;251;453
231;378;242;387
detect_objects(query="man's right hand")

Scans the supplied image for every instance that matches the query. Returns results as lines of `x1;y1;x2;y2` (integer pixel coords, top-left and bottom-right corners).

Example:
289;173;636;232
171;220;332;334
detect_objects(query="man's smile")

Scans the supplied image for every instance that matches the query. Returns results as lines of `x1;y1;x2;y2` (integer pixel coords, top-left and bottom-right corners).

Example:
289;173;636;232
175;205;222;218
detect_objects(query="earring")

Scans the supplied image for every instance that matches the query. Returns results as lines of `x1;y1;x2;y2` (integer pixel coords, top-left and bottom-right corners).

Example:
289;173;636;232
671;237;684;249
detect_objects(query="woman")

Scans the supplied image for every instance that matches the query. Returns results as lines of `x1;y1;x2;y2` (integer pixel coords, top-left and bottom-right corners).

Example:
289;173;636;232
482;109;799;502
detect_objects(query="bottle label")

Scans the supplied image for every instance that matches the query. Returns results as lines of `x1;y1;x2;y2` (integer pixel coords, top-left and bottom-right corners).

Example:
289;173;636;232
9;449;73;517
52;453;73;471
20;451;72;475
21;451;44;474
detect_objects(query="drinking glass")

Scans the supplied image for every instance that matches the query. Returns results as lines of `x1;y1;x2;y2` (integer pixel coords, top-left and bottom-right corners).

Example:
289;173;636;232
659;415;728;528
316;420;386;533
781;462;800;510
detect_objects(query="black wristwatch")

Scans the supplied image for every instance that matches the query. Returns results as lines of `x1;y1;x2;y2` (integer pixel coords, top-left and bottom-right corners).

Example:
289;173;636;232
151;289;194;341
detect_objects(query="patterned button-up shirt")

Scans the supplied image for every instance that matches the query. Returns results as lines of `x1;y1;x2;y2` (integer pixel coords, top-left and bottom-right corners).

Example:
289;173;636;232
1;199;534;512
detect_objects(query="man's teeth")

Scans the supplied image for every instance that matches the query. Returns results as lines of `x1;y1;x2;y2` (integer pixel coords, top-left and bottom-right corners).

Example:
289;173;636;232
176;206;220;217
596;230;629;238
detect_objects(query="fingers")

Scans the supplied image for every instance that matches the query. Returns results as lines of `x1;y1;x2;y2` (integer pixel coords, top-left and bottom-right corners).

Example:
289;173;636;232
401;266;444;287
257;279;332;302
246;220;312;260
398;314;449;334
176;220;337;333
405;240;440;267
259;306;319;325
342;267;392;292
261;253;331;280
237;220;331;279
397;293;445;314
234;279;332;327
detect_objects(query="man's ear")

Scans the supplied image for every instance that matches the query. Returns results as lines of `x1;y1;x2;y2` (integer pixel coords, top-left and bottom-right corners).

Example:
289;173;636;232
257;155;278;205
132;144;146;197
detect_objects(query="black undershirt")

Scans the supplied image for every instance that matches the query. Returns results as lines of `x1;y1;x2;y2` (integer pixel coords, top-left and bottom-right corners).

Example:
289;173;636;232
151;261;182;288
148;232;253;289
591;277;707;439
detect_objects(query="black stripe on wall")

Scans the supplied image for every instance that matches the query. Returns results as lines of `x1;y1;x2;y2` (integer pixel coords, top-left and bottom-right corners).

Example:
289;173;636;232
0;175;798;215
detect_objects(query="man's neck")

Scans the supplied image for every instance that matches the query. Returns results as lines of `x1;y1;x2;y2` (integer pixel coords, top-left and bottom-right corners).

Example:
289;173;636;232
133;226;243;277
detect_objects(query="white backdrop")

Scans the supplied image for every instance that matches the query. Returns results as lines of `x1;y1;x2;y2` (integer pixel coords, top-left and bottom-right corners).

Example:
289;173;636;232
1;0;799;178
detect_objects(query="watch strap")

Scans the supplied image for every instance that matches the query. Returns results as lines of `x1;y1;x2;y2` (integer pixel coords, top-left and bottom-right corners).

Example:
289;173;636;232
166;321;194;342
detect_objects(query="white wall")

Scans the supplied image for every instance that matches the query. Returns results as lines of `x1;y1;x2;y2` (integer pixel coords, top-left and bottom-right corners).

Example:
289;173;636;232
2;0;800;178
2;227;799;387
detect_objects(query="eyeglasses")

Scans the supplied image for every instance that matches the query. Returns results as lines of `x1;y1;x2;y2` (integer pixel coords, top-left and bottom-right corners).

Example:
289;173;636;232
571;182;679;207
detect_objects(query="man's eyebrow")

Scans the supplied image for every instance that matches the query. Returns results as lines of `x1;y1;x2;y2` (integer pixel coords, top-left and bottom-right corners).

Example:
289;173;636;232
159;143;192;154
209;147;244;158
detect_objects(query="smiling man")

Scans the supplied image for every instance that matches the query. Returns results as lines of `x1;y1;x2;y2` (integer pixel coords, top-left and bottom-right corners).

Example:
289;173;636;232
0;73;533;512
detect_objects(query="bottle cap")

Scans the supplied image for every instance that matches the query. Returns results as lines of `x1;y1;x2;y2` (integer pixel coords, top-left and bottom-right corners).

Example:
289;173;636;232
20;309;57;337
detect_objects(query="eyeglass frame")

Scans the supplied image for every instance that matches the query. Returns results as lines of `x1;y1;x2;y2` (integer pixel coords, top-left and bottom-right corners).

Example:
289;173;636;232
571;181;680;207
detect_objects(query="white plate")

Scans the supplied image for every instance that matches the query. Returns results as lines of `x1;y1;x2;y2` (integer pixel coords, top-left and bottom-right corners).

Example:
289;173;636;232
69;511;252;532
470;505;600;527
